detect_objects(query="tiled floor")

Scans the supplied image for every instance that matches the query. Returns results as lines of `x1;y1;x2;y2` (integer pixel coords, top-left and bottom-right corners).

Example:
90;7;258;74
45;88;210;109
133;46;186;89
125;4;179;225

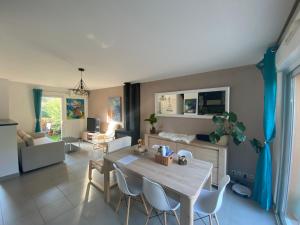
0;143;276;225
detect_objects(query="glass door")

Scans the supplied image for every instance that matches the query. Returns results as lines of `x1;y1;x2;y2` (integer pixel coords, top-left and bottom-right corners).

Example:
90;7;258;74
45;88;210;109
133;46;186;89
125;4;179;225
277;72;300;225
41;96;63;141
285;75;300;224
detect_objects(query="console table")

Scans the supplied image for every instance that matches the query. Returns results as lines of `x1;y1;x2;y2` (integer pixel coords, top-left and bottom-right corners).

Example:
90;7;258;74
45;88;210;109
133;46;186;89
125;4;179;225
144;133;227;186
81;131;98;143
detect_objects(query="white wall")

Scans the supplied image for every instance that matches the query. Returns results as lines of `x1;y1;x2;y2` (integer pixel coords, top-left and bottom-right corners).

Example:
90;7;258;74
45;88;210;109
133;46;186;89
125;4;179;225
9;82;35;131
9;81;88;138
0;78;10;119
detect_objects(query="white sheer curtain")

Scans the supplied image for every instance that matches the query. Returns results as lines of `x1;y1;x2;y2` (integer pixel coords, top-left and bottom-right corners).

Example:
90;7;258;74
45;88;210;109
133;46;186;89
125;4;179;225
274;66;300;225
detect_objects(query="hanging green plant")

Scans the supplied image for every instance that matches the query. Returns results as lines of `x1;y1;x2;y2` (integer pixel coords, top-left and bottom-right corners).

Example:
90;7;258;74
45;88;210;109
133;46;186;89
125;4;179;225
250;138;265;154
209;112;247;146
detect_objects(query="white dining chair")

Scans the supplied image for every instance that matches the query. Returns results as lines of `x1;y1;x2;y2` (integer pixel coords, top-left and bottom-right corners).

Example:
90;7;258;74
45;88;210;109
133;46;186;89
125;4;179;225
177;149;193;159
88;136;132;190
143;177;180;225
194;175;230;225
113;163;148;225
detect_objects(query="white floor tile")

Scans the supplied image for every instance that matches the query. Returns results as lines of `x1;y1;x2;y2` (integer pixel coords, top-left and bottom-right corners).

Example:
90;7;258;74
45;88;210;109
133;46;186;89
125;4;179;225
34;187;66;209
65;183;102;207
0;143;277;225
39;197;73;222
1;198;39;223
4;210;44;225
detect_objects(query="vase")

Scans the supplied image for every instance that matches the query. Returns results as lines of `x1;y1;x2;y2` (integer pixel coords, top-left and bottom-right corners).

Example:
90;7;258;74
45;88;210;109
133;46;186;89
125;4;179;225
217;135;229;146
150;127;156;134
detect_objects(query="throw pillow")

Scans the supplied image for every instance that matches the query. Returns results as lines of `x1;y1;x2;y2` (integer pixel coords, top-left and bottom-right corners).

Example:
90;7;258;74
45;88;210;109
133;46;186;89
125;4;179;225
23;134;34;147
17;129;27;139
17;135;26;149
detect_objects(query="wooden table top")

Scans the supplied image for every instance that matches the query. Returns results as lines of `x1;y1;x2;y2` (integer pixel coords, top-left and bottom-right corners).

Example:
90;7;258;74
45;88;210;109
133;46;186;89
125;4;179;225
104;146;213;199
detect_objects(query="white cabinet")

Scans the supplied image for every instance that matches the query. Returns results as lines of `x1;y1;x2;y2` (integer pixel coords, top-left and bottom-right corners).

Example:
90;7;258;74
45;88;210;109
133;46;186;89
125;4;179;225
144;133;227;186
0;120;19;178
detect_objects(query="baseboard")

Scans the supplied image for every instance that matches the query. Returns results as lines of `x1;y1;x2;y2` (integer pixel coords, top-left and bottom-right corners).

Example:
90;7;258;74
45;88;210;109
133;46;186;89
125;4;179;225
0;172;20;181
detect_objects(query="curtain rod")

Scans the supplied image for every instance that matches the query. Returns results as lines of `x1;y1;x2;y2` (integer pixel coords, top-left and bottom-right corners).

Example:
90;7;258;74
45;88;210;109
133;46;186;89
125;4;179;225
276;0;300;45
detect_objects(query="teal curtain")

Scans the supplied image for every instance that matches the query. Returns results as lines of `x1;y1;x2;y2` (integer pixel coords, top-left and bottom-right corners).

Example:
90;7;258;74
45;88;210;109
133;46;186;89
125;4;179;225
33;89;43;132
253;46;277;210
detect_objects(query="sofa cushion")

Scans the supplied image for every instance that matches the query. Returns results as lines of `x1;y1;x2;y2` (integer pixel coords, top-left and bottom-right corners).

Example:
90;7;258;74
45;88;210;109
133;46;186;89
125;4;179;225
33;137;54;146
23;134;34;147
17;135;26;149
31;132;46;139
17;129;27;139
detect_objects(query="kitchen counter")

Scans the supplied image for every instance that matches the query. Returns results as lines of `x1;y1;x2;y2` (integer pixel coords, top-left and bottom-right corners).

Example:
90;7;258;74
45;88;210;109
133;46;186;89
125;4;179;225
0;119;18;126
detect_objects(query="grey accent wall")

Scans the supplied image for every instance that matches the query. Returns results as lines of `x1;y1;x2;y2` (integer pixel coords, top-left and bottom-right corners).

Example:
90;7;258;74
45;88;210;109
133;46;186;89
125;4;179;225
140;65;264;176
88;65;264;176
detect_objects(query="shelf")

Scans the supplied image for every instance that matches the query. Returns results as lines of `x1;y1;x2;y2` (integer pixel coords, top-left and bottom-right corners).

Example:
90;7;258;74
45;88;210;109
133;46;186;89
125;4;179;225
155;86;230;119
156;113;213;119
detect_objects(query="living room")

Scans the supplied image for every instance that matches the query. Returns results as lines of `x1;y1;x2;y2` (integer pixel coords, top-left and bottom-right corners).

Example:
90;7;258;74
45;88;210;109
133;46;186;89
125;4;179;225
0;1;299;225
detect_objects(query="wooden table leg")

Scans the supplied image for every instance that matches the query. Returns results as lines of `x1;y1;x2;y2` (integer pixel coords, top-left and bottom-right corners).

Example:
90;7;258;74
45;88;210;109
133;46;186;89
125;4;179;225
104;159;111;203
180;195;193;225
204;172;212;191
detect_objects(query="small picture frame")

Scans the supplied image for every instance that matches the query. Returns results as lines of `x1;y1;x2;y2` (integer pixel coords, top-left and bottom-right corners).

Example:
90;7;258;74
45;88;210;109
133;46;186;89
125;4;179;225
184;99;197;114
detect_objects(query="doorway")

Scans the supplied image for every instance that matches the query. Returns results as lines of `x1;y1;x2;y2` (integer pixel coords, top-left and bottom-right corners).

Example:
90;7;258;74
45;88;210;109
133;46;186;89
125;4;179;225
41;96;63;141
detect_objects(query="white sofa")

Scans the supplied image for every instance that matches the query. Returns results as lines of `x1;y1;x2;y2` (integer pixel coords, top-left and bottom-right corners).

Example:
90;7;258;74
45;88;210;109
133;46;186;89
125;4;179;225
17;130;65;172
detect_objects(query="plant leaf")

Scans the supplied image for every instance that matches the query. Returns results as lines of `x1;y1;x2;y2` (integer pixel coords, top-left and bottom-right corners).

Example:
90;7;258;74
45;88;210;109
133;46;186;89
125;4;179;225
145;113;158;124
250;138;264;154
228;112;237;123
235;122;246;132
215;127;225;136
236;133;246;142
233;137;242;145
212;115;218;123
212;116;225;125
222;112;229;118
209;132;220;144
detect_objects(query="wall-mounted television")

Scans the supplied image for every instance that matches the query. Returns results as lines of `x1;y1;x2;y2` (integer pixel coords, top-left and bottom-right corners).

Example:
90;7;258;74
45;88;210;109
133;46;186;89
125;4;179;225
87;117;100;133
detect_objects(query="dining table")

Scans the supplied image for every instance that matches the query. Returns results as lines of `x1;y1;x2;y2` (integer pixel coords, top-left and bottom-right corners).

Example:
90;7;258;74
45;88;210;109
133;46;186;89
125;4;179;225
103;145;213;225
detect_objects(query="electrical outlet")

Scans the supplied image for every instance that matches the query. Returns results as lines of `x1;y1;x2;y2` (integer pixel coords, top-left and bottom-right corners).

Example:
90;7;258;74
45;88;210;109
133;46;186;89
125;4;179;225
236;170;242;177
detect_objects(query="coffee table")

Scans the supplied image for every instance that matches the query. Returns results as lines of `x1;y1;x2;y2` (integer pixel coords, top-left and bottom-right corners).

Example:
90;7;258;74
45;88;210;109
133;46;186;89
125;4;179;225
62;137;82;153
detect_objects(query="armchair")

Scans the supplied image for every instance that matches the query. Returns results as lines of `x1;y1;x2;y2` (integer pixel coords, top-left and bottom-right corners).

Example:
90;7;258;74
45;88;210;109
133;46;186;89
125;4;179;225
92;122;121;150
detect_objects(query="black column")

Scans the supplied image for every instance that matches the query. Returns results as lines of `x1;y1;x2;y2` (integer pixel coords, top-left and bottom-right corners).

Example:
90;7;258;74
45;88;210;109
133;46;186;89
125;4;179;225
123;82;131;130
129;83;140;143
115;82;140;145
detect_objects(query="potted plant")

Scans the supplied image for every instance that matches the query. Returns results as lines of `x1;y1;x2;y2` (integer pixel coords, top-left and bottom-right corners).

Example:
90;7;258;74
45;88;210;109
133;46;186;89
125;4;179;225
144;113;158;134
209;112;246;146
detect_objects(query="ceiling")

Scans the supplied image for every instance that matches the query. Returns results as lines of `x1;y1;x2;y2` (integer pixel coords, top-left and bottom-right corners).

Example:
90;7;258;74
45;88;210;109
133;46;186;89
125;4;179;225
0;0;295;89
